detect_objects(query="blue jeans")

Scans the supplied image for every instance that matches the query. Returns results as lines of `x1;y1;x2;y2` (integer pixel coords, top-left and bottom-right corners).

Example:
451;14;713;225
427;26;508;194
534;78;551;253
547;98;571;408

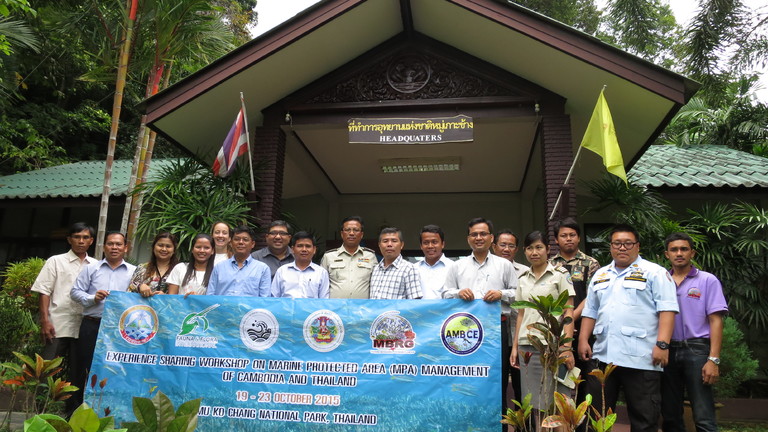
661;340;717;432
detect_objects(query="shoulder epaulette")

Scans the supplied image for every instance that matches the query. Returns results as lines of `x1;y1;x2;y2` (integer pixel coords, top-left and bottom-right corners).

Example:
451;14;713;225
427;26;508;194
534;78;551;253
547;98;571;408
324;248;339;254
362;247;376;253
556;266;569;274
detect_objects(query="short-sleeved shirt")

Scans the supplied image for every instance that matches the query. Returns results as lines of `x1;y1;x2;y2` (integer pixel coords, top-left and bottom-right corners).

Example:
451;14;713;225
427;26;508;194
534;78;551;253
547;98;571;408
271;262;330;298
582;256;679;371
251;247;294;278
414;255;455;299
70;259;136;318
370;255;423;299
31;250;97;338
671;266;728;341
206;256;271;297
515;264;575;345
321;246;377;299
442;253;518;316
551;251;600;308
167;262;208;296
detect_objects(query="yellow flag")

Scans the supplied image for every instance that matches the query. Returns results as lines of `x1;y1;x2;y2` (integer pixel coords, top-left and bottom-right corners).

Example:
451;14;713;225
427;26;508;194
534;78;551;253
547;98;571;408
580;89;627;184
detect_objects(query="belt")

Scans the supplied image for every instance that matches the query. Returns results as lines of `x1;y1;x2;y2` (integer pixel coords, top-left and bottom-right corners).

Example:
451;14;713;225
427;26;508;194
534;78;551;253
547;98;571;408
83;315;102;322
670;337;709;347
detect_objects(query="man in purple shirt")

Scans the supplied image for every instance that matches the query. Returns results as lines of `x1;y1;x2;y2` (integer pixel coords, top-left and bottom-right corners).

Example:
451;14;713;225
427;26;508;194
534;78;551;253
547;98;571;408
661;232;728;432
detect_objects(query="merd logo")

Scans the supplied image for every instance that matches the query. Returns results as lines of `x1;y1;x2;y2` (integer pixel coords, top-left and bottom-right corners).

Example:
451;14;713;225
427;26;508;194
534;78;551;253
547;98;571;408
369;311;416;355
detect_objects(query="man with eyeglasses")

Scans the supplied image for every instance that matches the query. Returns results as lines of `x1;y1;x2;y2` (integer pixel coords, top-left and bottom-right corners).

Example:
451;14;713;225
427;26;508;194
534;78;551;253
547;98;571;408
321;216;377;299
251;220;294;278
207;225;271;296
443;217;518;426
579;224;678;432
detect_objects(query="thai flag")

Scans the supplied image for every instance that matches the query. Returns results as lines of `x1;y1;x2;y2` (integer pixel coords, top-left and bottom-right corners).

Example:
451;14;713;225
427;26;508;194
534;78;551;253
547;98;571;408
212;108;248;177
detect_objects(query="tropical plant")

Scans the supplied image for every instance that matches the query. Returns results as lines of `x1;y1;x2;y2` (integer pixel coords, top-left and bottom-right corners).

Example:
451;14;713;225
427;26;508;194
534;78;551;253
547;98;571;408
121;391;201;432
717;317;759;398
23;403;125;432
1;256;44;312
1;353;76;428
0;295;38;362
501;392;533;431
134;158;256;261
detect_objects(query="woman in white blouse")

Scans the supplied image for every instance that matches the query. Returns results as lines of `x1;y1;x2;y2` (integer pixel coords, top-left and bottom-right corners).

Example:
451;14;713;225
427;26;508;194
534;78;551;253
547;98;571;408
167;234;216;296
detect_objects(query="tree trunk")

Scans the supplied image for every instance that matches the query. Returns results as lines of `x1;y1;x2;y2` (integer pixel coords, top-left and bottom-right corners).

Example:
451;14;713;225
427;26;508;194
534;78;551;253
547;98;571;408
95;0;139;257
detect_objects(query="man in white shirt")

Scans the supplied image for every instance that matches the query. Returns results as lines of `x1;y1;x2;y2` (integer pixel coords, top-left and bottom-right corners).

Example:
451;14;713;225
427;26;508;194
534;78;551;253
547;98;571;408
414;224;454;299
32;222;97;361
271;232;329;298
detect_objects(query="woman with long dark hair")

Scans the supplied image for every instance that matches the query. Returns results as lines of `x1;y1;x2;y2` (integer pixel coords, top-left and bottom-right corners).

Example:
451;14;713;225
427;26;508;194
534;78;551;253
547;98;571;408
167;234;216;296
128;232;179;297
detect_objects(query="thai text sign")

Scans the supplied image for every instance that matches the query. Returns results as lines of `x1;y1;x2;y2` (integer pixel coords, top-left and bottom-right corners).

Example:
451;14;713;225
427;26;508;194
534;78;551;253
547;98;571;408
348;115;473;144
88;292;501;431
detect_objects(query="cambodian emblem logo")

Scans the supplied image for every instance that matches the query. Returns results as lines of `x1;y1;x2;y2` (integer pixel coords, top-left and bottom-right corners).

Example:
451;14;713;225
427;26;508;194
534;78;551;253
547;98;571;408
239;309;279;351
369;311;416;354
118;305;158;345
441;312;483;356
303;310;344;352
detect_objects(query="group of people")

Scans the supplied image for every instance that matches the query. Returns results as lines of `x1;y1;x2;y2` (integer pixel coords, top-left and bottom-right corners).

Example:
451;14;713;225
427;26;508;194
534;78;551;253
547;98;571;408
30;215;727;432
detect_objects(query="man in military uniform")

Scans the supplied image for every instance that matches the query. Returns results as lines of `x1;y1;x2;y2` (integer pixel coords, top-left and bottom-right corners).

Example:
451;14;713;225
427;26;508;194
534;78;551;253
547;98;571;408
320;216;377;299
550;217;599;430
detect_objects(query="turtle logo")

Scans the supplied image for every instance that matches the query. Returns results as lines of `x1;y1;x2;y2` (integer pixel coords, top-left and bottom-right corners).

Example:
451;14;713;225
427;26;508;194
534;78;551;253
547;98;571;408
178;304;220;336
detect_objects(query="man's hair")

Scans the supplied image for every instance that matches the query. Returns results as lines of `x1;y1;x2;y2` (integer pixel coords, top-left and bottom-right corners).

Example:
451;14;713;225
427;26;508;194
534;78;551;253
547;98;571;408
467;217;493;234
291;231;316;247
268;220;291;233
665;232;694;250
341;216;364;230
68;222;95;238
104;231;126;245
494;229;519;246
233;225;255;240
609;223;640;243
523;230;548;248
379;227;403;242
420;224;444;242
553;217;580;237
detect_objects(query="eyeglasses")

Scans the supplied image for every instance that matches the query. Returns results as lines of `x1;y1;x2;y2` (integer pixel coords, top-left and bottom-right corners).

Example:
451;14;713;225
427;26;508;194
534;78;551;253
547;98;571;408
468;232;490;238
342;228;362;233
610;241;638;250
268;231;290;237
496;243;516;249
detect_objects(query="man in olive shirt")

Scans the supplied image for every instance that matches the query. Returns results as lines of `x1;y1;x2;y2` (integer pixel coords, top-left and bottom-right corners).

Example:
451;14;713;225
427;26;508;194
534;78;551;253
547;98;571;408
321;216;377;298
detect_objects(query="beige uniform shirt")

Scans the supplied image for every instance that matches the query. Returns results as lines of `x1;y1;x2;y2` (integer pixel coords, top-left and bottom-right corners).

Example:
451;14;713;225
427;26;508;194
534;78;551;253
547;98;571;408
31;250;97;338
515;263;575;346
321;246;377;299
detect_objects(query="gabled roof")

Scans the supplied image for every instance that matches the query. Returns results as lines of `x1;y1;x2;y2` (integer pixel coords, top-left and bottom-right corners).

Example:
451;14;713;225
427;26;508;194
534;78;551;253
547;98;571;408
142;0;698;196
0;160;177;200
629;145;768;188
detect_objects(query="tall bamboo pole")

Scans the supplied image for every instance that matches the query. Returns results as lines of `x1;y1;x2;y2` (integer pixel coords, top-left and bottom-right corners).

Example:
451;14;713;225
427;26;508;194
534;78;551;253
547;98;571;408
95;0;139;258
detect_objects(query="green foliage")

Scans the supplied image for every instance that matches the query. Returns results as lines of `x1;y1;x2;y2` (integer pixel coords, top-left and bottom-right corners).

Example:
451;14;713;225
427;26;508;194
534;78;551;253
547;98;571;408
0;295;38;362
513;0;601;34
121;391;201;432
22;404;126;432
601;0;681;66
135;158;256;261
717;318;759;398
501;392;533;431
1;256;44;312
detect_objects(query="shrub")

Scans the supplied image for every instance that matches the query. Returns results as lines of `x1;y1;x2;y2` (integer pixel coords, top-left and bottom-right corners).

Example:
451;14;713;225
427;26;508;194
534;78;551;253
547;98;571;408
1;257;45;314
717;318;759;399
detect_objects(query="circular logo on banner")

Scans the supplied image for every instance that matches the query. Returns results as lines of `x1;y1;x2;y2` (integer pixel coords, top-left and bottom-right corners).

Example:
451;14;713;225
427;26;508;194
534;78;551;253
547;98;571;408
239;309;279;351
441;312;484;356
119;305;159;345
303;310;344;352
369;311;416;354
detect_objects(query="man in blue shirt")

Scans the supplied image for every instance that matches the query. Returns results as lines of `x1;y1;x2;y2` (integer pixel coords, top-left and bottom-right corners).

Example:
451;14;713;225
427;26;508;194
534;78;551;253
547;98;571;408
207;225;271;296
69;231;136;411
579;224;678;432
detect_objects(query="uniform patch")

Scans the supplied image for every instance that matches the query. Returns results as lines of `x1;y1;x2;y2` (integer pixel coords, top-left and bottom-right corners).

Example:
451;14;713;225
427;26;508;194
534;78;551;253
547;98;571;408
571;268;584;281
687;287;701;299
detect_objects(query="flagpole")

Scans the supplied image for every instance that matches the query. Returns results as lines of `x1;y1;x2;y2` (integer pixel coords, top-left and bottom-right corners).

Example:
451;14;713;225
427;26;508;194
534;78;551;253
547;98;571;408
548;85;608;221
240;92;256;192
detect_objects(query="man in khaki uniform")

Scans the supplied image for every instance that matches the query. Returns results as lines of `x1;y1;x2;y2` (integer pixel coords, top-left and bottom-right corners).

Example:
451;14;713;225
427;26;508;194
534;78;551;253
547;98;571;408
321;216;377;299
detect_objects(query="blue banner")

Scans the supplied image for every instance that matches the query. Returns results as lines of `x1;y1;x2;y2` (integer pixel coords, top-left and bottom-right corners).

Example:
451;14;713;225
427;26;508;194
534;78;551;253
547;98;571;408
88;292;501;431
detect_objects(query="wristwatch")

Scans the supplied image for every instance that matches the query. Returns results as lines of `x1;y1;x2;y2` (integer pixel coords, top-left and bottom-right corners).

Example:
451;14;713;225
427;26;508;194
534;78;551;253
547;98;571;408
708;356;721;365
656;341;669;350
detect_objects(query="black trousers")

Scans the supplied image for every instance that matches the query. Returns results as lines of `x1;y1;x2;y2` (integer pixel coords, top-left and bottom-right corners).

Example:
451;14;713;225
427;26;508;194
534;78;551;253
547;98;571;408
70;317;100;410
586;361;661;432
